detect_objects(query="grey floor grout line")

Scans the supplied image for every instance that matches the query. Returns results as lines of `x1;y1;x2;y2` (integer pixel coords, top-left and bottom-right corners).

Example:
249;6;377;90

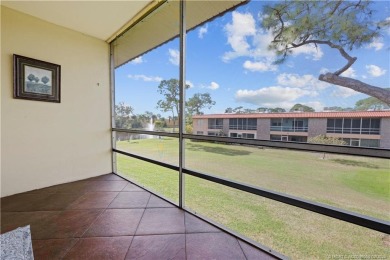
61;181;126;259
123;193;152;259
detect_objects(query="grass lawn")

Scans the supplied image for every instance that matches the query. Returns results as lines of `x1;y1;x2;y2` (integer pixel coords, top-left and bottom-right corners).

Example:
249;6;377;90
116;137;390;259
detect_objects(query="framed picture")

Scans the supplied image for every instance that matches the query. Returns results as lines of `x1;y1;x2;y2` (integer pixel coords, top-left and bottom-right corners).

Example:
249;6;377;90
13;54;61;103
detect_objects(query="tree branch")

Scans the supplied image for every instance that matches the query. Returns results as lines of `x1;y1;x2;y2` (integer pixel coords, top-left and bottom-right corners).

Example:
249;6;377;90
319;73;390;104
290;40;357;75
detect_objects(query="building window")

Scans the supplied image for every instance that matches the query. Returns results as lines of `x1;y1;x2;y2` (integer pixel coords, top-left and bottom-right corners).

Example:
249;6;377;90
229;118;257;130
270;135;307;142
361;139;380;147
196;131;204;135
270;135;282;141
343;138;380;148
327;118;380;135
242;133;255;139
208;119;223;129
270;118;308;132
230;133;255;139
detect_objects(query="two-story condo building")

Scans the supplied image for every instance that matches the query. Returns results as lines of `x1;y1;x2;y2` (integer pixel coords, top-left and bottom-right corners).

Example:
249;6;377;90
192;111;390;148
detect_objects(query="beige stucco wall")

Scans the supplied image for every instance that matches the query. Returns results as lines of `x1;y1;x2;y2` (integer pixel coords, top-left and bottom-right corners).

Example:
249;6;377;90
308;118;327;138
379;118;390;148
1;7;112;196
256;118;270;140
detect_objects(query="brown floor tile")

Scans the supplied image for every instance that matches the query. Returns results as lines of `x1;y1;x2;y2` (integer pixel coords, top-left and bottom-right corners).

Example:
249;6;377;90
33;210;102;239
1;193;81;212
41;181;92;194
238;240;277;260
126;234;185;260
147;195;175;208
63;236;133;260
184;213;221;233
136;208;185;235
84;181;128;192
32;238;79;259
108;192;150;208
186;233;246;260
24;186;60;194
122;183;144;192
67;192;118;209
1;211;59;237
85;174;124;181
1;193;51;212
36;193;83;211
83;209;144;237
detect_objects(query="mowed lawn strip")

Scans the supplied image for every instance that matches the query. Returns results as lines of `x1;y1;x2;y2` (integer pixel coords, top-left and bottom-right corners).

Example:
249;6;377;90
116;138;390;219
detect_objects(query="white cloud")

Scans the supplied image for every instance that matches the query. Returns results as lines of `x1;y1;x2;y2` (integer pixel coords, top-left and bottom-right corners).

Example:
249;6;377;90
366;38;384;51
222;11;323;64
243;60;277;72
385;17;390;35
128;74;163;82
276;73;328;92
320;67;356;78
208;82;219;90
235;86;310;106
340;68;357;78
290;44;323;60
130;56;144;64
186;80;194;88
304;101;323;112
198;24;208;39
223;11;256;61
332;86;359;98
168;49;180;66
366;65;386;77
319;67;329;74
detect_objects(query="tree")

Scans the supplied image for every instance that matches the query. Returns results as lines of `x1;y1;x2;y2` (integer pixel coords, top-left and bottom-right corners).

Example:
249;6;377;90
269;107;286;113
355;96;390;111
156;79;189;129
225;107;233;113
157;79;215;130
262;1;390;104
34;76;39;83
290;103;315;112
233;106;244;113
115;102;133;129
27;74;35;82
308;135;347;146
186;93;216;116
41;76;50;85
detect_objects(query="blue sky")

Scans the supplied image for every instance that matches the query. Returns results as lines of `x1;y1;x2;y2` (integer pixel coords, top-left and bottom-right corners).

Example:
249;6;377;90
115;0;390;116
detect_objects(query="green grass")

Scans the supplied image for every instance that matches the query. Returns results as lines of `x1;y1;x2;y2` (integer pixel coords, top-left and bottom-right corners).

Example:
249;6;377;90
115;138;390;259
339;168;390;199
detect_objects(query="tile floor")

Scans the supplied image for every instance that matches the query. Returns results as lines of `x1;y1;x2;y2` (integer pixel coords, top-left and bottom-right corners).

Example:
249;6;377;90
0;174;276;260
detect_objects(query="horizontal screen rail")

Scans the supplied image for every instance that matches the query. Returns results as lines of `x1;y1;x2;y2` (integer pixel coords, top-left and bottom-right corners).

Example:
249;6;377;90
183;134;390;159
184;168;390;234
113;148;179;171
113;128;179;138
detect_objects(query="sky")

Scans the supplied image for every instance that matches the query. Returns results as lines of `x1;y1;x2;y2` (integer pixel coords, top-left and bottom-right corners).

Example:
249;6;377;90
115;0;390;116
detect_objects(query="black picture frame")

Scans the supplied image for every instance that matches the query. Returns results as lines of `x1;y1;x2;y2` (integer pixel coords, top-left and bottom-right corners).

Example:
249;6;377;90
13;54;61;103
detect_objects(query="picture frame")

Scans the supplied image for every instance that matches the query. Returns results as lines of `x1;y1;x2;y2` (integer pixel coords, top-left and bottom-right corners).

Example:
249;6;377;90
13;54;61;103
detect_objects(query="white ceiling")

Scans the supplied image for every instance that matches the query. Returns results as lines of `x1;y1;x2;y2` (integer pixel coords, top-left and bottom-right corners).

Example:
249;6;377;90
1;1;152;42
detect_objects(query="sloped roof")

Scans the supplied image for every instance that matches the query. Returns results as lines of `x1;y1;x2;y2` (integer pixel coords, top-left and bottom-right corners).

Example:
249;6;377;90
193;111;390;119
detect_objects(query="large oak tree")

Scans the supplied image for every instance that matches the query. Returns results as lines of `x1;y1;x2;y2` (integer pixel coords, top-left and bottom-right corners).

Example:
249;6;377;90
262;0;390;104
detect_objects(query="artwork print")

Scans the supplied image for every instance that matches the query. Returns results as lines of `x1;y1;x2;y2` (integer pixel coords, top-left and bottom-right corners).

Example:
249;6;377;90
13;54;61;103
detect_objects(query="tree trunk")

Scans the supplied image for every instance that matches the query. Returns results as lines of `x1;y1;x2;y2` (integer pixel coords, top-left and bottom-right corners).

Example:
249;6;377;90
319;73;390;105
